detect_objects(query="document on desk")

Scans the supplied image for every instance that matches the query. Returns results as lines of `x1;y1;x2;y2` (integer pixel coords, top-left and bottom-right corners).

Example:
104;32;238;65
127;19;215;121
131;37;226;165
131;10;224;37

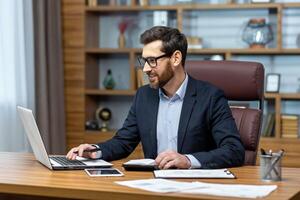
115;179;277;198
115;179;201;193
154;169;235;179
180;182;278;199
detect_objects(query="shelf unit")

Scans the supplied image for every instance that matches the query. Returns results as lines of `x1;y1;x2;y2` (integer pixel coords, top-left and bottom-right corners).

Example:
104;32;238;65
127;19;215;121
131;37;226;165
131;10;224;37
62;0;300;166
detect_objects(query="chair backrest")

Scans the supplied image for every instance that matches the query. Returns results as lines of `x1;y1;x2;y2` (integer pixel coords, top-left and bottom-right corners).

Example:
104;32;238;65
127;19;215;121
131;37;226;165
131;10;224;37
186;60;264;165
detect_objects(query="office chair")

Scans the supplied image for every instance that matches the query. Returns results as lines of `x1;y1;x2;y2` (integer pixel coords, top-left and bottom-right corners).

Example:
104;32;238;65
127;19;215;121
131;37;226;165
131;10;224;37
186;60;264;165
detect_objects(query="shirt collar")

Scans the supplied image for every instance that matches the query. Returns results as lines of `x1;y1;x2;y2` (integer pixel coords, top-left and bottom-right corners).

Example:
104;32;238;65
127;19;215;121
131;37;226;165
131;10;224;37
159;73;188;101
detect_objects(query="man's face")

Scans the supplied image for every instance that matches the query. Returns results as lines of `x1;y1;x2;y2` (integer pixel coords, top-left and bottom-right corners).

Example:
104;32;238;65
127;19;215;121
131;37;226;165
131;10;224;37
142;40;174;89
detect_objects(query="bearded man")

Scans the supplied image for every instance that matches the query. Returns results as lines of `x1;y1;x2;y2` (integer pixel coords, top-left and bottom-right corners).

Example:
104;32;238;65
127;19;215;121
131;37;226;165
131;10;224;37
67;26;245;169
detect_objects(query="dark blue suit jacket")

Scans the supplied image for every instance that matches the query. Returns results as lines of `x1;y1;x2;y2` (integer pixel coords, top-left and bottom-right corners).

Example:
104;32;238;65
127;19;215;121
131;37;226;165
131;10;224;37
97;76;245;168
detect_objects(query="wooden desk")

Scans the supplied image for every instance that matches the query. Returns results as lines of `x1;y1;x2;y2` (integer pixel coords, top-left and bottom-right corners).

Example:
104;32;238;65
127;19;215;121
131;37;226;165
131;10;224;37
0;152;299;200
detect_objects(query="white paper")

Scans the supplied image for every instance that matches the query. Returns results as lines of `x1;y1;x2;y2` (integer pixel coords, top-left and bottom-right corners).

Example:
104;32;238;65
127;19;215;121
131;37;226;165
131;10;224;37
154;169;235;179
115;179;202;193
115;179;277;198
123;159;155;166
181;182;277;199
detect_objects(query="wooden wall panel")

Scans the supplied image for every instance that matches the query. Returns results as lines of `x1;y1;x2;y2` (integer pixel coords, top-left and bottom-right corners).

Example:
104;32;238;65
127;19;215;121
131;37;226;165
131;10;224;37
65;95;84;112
64;49;84;64
62;0;85;151
65;80;84;95
64;64;84;81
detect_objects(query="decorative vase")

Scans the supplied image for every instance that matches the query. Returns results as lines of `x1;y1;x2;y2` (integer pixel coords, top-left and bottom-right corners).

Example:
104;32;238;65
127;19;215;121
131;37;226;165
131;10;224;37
296;34;300;48
103;69;116;89
118;33;126;48
242;18;273;48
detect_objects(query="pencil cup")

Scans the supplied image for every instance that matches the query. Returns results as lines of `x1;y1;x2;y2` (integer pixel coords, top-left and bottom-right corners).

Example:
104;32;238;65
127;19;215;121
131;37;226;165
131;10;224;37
260;153;282;181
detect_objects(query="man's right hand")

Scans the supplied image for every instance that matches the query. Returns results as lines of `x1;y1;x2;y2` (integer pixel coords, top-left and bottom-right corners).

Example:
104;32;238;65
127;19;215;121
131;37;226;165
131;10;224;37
66;144;98;160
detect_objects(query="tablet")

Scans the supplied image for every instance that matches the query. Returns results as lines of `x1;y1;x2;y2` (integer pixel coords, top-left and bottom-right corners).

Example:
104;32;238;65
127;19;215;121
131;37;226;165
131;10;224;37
85;168;124;177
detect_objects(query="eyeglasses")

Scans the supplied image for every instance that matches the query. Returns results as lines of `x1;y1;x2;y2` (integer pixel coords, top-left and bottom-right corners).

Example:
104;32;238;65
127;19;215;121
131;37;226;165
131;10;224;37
137;54;169;68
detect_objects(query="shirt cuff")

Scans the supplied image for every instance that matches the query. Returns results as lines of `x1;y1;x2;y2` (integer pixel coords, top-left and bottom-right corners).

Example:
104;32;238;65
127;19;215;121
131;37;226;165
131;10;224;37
185;154;201;169
92;144;102;159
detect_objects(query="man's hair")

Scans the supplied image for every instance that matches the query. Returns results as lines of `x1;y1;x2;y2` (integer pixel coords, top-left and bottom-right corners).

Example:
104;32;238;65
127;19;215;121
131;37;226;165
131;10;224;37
140;26;188;67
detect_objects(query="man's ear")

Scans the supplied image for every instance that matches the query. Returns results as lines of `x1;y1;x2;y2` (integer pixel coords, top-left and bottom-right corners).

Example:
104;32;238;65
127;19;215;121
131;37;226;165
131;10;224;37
172;50;182;67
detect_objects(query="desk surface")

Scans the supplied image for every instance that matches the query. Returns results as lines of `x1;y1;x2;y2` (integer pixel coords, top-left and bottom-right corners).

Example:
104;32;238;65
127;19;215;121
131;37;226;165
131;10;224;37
0;152;299;200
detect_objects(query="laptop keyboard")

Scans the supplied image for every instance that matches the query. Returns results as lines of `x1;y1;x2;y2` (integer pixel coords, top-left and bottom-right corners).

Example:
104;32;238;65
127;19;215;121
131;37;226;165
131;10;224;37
50;156;86;166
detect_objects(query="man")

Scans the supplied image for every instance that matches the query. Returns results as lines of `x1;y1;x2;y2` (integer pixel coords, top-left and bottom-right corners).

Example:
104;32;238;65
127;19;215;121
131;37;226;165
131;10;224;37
66;26;245;169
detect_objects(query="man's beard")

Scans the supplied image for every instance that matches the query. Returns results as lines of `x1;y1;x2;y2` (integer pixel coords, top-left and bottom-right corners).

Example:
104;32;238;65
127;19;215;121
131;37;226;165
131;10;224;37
147;62;174;89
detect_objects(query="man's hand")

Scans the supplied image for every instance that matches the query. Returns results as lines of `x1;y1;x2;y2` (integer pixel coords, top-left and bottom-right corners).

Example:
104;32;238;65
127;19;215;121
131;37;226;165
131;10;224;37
66;144;98;160
155;150;191;169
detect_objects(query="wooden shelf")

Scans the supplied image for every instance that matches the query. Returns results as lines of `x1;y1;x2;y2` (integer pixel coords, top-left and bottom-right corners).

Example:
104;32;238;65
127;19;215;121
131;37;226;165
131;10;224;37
264;93;280;99
180;3;280;10
261;137;299;142
85;130;116;135
188;48;283;54
85;89;136;96
85;48;133;54
281;49;300;54
85;3;281;12
280;93;300;100
86;5;178;11
265;93;300;100
283;3;300;8
85;48;300;55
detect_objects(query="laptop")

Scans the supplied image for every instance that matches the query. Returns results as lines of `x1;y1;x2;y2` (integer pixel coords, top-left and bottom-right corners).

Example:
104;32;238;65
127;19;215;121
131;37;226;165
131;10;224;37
17;106;113;170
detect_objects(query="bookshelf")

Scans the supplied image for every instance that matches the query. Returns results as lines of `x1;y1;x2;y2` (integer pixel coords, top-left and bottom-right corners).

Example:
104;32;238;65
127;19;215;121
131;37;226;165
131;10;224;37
62;0;300;166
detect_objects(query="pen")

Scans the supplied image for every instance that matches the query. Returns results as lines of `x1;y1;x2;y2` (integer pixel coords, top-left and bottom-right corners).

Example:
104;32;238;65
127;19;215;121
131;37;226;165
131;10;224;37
73;148;101;154
268;149;273;156
260;148;266;155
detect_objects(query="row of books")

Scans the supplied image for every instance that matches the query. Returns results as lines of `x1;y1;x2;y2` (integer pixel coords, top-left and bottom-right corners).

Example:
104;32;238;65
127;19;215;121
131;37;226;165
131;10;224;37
281;115;299;138
262;113;299;138
262;113;275;137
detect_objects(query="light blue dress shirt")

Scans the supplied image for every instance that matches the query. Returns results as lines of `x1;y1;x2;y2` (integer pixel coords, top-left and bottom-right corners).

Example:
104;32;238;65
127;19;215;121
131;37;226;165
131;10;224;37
156;74;201;168
95;74;201;168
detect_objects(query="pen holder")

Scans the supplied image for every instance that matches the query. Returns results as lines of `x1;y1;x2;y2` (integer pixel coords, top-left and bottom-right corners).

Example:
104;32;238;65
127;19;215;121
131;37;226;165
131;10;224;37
260;153;282;181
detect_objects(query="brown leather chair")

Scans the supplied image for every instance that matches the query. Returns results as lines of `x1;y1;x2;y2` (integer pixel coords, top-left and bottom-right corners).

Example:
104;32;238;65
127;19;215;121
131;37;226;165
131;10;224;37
186;60;264;165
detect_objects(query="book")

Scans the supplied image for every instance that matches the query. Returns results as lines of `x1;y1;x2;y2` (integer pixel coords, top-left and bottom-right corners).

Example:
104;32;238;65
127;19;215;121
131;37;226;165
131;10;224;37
281;115;299;120
263;113;275;137
281;114;299;138
123;159;158;171
87;0;97;6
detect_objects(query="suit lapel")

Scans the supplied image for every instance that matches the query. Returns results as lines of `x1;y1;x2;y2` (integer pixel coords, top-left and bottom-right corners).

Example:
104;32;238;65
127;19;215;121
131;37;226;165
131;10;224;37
177;77;197;152
148;88;159;158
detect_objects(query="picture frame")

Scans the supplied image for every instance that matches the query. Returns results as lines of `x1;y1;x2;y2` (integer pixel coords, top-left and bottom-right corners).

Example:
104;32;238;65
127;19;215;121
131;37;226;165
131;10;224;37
266;73;280;93
136;69;149;88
